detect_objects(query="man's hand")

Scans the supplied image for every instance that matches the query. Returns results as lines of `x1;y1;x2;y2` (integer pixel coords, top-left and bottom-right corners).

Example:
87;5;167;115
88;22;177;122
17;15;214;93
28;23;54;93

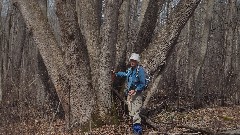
111;69;116;74
128;90;136;96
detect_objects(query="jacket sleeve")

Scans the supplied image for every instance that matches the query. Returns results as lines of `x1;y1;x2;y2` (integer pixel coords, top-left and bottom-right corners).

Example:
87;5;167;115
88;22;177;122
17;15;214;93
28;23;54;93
136;67;146;91
115;71;127;77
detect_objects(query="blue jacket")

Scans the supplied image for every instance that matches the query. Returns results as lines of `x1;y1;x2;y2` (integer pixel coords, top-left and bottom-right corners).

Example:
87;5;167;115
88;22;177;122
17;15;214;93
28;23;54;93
116;66;146;92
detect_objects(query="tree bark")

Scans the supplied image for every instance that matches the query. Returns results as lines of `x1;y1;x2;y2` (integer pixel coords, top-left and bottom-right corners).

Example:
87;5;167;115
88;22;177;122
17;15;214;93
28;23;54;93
0;0;2;103
55;0;94;126
126;0;139;62
234;2;240;104
133;0;165;54
115;0;130;68
37;0;47;17
221;0;236;105
98;0;119;117
139;0;149;26
76;0;101;93
187;16;196;98
143;74;162;108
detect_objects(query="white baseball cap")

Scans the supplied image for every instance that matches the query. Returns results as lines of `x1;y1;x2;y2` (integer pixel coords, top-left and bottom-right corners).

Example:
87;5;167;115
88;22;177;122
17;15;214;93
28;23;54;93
129;53;140;62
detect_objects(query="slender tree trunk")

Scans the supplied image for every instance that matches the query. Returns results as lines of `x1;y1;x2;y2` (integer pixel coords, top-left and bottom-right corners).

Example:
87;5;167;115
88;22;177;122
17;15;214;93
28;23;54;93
221;0;236;106
187;16;195;103
115;0;130;68
234;2;240;104
37;0;47;16
98;0;119;117
0;0;2;103
193;0;214;107
236;25;240;104
232;0;239;104
139;0;149;26
47;0;61;46
126;0;139;62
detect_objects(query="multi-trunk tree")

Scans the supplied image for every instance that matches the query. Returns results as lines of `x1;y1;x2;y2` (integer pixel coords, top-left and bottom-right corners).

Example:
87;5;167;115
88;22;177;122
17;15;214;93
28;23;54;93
1;0;240;131
10;0;201;127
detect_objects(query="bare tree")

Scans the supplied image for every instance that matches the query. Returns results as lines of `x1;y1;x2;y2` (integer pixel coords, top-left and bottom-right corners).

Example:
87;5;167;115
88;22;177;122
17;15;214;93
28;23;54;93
193;0;214;107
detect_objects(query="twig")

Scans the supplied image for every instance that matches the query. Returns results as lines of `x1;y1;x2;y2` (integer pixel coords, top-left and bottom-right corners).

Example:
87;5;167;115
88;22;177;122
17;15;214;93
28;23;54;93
28;77;37;87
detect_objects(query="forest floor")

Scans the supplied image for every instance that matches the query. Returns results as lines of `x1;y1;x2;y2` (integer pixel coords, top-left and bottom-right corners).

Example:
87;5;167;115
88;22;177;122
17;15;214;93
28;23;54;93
1;105;240;135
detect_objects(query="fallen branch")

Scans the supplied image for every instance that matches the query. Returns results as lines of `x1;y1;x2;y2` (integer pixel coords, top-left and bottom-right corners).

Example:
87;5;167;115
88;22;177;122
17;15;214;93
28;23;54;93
176;125;215;135
217;129;240;135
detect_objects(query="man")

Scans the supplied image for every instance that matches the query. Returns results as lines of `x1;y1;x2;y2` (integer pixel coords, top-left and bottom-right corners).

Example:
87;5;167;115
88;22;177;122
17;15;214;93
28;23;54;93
115;53;146;135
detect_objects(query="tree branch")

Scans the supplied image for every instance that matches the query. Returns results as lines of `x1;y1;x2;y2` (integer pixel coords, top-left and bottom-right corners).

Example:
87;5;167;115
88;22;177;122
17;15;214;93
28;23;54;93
141;0;201;75
176;125;215;135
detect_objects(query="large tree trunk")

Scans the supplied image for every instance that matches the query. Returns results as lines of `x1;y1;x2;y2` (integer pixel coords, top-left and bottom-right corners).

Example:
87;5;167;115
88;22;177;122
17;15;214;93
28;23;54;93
115;0;130;68
15;0;93;127
76;0;101;93
55;0;94;126
15;0;71;125
98;0;119;117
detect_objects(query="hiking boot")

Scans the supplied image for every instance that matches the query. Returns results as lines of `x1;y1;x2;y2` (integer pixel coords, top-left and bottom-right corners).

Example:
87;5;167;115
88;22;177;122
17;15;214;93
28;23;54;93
133;123;142;135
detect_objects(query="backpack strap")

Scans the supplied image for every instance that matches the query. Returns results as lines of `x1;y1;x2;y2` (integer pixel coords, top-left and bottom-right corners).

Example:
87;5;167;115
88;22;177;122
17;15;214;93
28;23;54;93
136;65;140;78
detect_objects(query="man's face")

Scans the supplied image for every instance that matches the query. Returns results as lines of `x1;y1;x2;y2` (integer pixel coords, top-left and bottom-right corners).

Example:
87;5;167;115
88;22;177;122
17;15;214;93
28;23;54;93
130;59;138;67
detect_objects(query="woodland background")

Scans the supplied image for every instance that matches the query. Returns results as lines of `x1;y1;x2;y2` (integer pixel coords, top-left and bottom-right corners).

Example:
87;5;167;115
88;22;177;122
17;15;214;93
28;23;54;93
0;0;240;134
